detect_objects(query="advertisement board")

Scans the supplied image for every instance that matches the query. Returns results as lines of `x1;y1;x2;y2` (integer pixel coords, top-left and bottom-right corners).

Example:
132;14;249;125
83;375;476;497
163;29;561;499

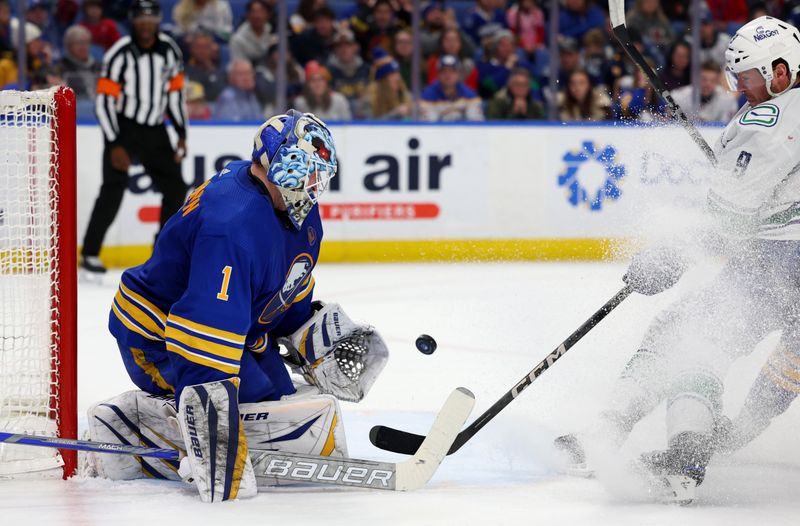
75;123;722;265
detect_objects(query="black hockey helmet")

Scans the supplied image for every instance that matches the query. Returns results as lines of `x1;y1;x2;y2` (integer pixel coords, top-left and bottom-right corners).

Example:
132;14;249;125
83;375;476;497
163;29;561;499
130;0;162;22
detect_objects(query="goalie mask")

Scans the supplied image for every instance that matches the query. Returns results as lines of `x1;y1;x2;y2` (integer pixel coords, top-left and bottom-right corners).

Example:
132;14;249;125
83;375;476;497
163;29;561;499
724;16;800;98
278;303;389;403
252;110;338;229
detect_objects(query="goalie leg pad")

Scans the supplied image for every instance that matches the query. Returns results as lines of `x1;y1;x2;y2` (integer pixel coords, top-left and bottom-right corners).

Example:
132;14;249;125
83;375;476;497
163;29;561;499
86;390;182;480
242;393;348;458
178;378;257;502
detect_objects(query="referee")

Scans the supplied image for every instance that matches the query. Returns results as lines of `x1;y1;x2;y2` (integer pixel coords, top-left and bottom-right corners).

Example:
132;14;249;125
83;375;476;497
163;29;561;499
82;0;188;275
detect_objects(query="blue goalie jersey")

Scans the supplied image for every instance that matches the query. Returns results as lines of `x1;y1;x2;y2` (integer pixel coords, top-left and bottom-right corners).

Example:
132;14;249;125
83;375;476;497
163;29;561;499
108;160;322;402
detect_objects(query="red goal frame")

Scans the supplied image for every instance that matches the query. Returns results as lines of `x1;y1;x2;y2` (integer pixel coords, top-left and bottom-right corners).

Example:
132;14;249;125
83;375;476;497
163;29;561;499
52;86;77;478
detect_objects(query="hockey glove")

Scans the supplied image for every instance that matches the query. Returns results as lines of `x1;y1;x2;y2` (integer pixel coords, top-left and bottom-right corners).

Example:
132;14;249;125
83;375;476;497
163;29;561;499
279;302;389;402
623;246;687;296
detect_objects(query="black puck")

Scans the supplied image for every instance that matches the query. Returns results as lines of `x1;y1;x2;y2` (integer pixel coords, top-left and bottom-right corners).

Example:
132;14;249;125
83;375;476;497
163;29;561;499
415;334;437;355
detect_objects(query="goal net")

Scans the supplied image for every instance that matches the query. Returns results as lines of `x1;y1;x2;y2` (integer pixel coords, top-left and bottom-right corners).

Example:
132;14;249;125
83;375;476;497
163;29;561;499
0;87;77;478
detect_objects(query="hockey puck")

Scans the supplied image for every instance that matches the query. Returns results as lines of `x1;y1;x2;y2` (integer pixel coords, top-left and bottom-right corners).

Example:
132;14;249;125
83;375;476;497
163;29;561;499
415;334;437;355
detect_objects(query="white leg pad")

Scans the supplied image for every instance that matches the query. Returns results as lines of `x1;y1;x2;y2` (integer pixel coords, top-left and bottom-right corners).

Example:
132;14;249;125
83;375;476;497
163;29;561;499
86;391;182;480
241;393;348;460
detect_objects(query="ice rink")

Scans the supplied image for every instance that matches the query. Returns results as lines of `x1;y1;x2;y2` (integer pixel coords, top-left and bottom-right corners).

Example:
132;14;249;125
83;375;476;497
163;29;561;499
3;261;800;525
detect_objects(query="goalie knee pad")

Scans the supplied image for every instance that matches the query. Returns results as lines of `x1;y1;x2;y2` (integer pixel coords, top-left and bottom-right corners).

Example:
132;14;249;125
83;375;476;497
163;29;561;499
86;390;182;481
280;302;388;402
178;378;257;502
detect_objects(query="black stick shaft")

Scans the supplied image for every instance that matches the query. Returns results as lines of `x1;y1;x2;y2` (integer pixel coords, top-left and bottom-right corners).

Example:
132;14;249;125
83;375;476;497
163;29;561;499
611;24;717;167
370;284;634;455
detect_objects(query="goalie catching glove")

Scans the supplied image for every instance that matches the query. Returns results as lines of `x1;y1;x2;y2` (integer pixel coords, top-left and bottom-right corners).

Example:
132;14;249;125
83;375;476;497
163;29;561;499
279;302;389;402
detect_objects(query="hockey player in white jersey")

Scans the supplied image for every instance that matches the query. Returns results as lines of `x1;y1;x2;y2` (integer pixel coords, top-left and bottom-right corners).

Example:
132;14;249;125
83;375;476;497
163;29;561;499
556;16;800;503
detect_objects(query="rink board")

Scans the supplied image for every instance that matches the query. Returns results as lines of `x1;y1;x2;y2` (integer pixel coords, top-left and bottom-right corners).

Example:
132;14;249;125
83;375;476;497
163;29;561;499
75;122;722;266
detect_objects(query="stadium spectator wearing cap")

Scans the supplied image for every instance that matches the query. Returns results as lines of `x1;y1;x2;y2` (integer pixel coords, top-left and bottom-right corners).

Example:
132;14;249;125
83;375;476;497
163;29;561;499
421;53;484;121
305;60;332;82
328;28;370;117
373;50;400;81
438;53;460;72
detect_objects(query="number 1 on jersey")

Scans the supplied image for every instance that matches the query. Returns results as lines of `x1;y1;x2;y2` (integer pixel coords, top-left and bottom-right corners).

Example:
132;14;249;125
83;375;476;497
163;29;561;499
217;265;233;301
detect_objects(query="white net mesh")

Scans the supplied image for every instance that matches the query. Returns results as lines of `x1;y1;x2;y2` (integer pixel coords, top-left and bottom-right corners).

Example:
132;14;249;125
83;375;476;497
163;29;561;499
0;89;64;476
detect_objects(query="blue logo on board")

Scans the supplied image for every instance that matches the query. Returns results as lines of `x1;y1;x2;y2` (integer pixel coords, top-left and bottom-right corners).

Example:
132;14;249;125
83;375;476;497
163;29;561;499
558;141;625;211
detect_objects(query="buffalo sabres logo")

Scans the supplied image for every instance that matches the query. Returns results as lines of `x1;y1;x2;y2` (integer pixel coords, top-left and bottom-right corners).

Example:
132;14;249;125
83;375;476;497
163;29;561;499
259;253;314;324
307;226;317;246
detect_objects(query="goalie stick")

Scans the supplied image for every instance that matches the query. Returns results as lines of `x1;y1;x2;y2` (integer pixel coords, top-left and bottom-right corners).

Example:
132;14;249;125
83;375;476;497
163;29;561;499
0;387;474;491
369;285;633;456
607;0;717;166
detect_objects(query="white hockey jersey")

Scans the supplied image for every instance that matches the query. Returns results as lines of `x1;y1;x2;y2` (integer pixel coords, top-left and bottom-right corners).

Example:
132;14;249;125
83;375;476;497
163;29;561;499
708;86;800;240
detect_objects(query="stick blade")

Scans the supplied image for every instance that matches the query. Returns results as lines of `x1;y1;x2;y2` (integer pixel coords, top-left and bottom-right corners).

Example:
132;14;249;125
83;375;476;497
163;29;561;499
608;0;626;28
369;425;424;455
395;387;475;491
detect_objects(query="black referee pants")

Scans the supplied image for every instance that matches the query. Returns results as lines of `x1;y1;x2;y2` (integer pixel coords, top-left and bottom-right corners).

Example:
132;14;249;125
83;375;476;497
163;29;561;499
82;117;188;257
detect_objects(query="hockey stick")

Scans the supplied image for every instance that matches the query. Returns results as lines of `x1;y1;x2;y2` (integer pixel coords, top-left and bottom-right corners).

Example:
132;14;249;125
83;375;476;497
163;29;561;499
369;284;634;456
0;431;180;459
0;387;474;491
607;0;717;166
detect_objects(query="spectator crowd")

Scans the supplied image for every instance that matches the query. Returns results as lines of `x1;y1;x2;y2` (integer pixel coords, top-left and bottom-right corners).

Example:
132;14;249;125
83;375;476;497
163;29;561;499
2;0;799;123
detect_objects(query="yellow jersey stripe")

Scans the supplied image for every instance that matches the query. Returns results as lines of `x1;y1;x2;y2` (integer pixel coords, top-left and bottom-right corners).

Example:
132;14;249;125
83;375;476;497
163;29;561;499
129;347;174;392
115;290;166;339
166;341;241;375
320;414;337;457
112;302;162;341
168;314;246;345
120;283;167;325
249;335;269;354
292;277;315;304
165;325;244;361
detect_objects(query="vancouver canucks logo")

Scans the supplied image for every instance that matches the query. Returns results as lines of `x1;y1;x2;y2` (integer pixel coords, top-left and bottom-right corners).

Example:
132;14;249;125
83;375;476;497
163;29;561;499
259;253;314;324
558;141;625;211
753;25;779;41
739;103;780;127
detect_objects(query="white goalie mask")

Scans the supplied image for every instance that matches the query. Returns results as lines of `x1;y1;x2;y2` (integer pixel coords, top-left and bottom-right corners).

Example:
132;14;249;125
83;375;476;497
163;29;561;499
279;303;389;403
724;16;800;97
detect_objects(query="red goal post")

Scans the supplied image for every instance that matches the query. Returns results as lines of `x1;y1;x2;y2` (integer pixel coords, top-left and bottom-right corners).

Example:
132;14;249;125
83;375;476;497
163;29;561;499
0;86;77;479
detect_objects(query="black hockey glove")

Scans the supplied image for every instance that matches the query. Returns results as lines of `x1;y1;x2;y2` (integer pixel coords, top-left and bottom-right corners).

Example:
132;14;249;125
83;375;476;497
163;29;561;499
623;246;687;296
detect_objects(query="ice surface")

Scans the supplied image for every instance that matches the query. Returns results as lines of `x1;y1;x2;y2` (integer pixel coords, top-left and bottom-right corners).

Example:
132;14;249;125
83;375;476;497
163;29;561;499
2;262;799;525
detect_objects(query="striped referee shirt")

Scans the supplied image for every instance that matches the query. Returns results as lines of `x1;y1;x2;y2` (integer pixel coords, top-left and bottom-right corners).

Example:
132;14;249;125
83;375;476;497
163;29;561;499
95;32;187;143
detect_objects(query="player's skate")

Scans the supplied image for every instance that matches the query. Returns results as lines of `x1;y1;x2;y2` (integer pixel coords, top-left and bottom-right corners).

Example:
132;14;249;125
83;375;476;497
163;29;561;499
79;255;107;284
553;434;594;478
636;432;711;505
